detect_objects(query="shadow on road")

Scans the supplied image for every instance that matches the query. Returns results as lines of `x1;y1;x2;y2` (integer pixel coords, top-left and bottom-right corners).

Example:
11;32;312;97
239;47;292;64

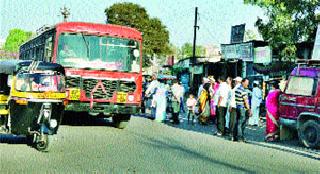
61;111;113;127
0;134;27;144
128;130;255;173
134;114;320;161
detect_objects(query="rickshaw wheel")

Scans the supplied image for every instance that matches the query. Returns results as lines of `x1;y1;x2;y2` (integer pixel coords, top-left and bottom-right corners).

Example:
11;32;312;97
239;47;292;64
35;134;50;152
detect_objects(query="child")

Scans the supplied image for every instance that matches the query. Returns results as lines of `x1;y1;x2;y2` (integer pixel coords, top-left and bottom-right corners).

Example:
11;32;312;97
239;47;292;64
186;94;197;124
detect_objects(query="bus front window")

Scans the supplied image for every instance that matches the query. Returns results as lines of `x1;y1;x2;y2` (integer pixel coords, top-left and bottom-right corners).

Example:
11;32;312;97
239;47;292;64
57;32;140;72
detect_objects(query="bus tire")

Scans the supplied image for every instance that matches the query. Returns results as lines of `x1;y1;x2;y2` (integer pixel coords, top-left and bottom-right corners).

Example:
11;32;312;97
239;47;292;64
113;115;130;129
298;120;320;149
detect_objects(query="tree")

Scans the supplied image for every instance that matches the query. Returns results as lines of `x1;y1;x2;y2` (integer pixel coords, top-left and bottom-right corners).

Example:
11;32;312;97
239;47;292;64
244;0;320;61
168;43;182;60
4;29;32;52
244;29;257;42
105;2;170;67
181;43;205;58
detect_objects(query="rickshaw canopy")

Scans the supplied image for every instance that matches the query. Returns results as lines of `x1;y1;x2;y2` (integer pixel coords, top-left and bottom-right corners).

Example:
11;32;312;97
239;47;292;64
0;59;23;74
0;60;64;75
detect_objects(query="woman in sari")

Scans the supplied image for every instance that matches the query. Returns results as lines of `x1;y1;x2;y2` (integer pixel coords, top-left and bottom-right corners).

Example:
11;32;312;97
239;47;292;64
198;83;211;125
265;82;281;142
208;76;218;121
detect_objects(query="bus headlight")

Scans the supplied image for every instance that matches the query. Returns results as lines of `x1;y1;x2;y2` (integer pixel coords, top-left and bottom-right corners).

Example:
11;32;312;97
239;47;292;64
128;95;134;102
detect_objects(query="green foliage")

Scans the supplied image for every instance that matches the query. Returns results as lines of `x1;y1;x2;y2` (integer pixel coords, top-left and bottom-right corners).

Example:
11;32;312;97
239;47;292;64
244;0;320;61
4;29;32;52
181;43;205;58
244;29;257;41
105;2;170;67
168;43;182;60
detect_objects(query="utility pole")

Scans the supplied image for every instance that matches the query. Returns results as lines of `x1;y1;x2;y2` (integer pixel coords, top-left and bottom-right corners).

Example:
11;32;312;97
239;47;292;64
60;6;70;22
190;7;199;94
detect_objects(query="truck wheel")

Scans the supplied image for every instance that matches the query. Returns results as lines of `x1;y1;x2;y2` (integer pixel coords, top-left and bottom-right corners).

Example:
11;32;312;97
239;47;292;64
113;115;131;129
298;120;320;148
35;134;50;152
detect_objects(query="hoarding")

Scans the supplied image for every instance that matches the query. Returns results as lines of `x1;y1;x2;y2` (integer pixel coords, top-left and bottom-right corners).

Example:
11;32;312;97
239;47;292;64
230;24;245;44
254;46;271;64
221;42;253;61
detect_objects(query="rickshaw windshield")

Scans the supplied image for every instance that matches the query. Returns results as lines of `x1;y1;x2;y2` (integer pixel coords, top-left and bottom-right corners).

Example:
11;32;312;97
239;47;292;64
15;72;65;92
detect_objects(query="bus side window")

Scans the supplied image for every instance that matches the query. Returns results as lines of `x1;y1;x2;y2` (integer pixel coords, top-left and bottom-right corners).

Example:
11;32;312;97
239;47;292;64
44;36;53;62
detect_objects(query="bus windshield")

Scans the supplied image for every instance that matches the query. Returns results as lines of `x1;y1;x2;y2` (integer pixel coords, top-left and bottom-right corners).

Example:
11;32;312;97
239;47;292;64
57;33;140;72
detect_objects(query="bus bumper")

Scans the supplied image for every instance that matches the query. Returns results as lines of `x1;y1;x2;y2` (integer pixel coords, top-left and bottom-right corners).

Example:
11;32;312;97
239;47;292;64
65;101;140;115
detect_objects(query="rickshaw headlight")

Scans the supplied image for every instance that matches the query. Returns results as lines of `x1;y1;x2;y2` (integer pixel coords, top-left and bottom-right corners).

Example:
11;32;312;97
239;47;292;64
50;119;58;128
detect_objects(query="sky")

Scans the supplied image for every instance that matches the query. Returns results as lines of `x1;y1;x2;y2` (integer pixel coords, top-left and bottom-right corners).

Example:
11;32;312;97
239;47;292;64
0;0;266;46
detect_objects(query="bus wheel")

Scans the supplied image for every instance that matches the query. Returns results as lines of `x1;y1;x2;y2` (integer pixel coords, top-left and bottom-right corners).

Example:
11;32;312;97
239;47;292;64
298;120;320;149
113;114;131;129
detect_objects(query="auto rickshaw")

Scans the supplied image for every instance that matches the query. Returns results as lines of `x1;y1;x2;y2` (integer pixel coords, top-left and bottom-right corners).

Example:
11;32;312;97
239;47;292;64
0;60;66;151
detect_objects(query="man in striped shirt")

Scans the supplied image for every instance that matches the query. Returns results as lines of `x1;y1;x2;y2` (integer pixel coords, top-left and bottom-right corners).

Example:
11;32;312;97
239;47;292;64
235;78;252;142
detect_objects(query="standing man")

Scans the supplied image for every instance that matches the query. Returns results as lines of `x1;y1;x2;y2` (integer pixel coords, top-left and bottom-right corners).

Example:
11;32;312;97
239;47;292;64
249;81;262;126
145;74;160;119
228;77;242;141
171;79;183;124
215;76;231;136
235;78;252;142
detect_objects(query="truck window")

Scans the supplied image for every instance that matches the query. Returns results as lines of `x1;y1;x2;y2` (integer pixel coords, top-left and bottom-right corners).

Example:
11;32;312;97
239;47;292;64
285;76;316;96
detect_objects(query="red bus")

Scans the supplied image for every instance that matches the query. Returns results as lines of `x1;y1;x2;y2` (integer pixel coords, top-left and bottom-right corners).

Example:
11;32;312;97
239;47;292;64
19;22;143;128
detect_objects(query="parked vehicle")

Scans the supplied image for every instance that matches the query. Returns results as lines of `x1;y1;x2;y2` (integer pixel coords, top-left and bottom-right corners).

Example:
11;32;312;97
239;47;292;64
279;60;320;148
0;60;66;151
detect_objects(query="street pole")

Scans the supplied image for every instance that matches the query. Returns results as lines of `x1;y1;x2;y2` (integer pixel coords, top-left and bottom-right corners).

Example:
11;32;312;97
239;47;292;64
191;7;199;94
60;6;70;22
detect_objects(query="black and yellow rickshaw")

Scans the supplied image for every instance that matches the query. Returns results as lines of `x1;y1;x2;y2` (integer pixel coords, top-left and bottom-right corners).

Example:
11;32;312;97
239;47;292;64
0;60;66;151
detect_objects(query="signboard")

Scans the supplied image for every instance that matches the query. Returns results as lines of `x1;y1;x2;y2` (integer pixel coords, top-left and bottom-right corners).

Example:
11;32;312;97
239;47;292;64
231;24;245;44
254;46;272;64
221;42;253;61
312;24;320;60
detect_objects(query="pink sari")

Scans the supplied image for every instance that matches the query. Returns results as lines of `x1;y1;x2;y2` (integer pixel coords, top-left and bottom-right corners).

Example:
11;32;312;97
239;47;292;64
265;89;281;139
210;83;219;118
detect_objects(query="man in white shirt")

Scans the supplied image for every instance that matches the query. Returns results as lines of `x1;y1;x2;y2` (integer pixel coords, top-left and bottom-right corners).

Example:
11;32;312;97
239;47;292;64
248;81;262;126
171;80;184;124
215;75;231;136
145;74;160;119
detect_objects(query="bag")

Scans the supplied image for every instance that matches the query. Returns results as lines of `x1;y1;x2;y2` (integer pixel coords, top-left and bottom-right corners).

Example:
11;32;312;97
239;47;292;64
194;100;201;115
210;99;216;117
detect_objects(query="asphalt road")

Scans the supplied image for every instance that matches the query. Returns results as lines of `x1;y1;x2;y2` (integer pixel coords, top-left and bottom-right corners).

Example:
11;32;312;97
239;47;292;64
0;115;319;173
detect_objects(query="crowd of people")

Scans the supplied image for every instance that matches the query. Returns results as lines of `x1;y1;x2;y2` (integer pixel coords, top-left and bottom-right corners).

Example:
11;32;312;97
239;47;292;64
143;73;282;143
